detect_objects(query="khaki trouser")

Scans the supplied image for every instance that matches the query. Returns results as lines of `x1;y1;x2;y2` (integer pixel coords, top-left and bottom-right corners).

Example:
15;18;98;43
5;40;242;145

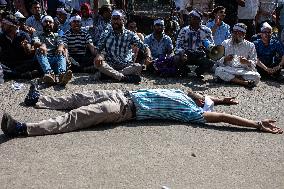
95;61;142;81
26;90;134;136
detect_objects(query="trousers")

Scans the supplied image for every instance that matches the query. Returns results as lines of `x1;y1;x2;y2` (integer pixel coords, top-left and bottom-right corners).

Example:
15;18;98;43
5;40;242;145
26;90;135;136
95;61;142;80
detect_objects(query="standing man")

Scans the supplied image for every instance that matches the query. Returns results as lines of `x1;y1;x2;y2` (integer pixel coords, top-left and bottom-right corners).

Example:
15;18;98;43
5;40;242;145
206;6;231;45
94;10;152;83
33;15;72;86
238;0;260;40
214;0;245;28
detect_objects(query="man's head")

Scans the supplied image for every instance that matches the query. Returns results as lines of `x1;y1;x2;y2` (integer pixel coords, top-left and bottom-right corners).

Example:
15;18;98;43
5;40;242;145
188;9;202;29
14;11;26;27
1;14;19;34
99;5;112;21
56;8;68;24
212;6;226;21
80;3;91;18
30;1;41;17
41;15;54;33
70;15;81;32
126;20;137;32
111;9;125;32
232;23;247;44
260;22;272;43
153;18;164;34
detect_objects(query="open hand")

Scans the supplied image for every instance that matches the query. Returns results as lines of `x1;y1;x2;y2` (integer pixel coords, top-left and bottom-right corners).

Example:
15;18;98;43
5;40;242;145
223;97;239;105
259;120;283;134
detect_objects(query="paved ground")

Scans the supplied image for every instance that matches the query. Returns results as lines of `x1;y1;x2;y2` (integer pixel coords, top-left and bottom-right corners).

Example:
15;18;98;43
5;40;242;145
0;74;284;189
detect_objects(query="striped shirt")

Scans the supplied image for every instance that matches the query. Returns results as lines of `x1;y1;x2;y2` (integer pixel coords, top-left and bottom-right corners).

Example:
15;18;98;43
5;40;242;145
62;29;93;55
129;89;205;123
97;27;148;69
176;25;214;54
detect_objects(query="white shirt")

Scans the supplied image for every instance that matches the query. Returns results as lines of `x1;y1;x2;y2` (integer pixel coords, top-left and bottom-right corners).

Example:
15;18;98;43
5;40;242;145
238;0;260;20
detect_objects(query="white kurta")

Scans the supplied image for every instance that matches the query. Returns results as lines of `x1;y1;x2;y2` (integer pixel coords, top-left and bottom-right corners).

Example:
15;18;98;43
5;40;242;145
215;38;261;83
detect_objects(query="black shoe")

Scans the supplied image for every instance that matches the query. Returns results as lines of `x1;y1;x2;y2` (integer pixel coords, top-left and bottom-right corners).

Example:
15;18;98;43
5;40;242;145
1;113;27;137
24;83;40;106
122;75;141;84
246;80;256;89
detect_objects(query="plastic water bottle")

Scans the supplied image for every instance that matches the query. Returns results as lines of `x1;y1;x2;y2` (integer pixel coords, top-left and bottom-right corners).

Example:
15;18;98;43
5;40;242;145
0;64;4;84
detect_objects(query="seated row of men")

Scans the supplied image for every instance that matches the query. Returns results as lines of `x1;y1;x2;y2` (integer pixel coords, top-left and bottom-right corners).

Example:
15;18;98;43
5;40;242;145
0;7;284;88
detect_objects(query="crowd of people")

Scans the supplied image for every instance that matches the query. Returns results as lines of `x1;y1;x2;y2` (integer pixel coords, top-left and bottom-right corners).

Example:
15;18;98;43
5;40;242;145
0;0;284;137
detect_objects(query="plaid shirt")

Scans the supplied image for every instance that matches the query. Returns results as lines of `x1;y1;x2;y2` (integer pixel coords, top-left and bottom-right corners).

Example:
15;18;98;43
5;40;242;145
130;89;205;123
97;27;147;69
175;24;214;53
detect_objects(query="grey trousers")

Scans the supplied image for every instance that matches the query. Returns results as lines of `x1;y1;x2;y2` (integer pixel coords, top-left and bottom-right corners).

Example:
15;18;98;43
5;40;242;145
95;61;142;81
26;90;134;136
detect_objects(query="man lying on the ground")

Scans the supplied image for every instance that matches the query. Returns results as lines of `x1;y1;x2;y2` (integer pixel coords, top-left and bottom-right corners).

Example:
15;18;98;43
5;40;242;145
1;85;282;137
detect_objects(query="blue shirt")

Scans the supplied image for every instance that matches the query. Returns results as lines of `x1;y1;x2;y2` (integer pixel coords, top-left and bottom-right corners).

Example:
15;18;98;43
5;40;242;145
130;89;205;123
144;33;173;59
97;27;148;70
253;39;284;67
206;20;230;45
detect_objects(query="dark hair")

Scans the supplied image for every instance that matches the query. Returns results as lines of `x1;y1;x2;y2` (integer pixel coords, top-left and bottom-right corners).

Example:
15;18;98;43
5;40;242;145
30;0;40;6
126;19;136;27
209;6;225;19
98;5;112;15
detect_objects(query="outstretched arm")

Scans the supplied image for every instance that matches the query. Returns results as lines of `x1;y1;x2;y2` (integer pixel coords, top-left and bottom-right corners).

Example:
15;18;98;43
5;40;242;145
203;112;283;134
207;95;239;105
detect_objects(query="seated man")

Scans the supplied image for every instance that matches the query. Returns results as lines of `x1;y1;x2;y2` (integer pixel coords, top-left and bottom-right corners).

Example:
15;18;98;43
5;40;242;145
176;9;216;79
253;22;284;80
62;15;96;73
144;18;173;60
33;15;72;86
215;23;260;88
94;10;152;83
144;18;175;75
1;85;282;137
0;13;39;79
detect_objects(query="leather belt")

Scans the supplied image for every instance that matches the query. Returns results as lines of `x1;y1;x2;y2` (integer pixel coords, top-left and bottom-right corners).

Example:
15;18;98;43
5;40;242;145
124;91;136;117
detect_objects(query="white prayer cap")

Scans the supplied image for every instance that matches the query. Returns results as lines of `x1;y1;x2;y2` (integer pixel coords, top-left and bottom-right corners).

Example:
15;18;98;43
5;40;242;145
69;15;81;22
41;15;54;23
188;9;202;19
154;18;164;26
112;10;123;17
56;8;67;15
233;23;247;33
261;22;272;31
14;11;25;19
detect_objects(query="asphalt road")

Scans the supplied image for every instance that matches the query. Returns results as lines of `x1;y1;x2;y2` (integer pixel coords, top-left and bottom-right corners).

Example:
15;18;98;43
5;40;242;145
0;74;283;189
